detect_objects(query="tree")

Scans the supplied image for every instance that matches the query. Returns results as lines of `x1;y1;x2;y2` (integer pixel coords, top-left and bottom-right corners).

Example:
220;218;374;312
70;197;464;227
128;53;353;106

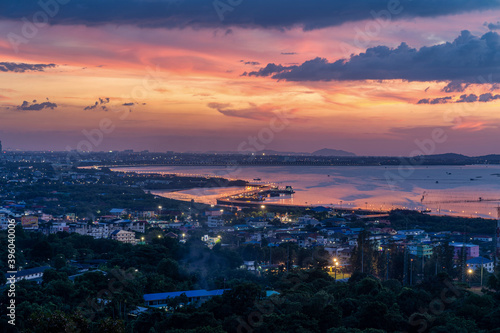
157;258;180;280
53;254;66;270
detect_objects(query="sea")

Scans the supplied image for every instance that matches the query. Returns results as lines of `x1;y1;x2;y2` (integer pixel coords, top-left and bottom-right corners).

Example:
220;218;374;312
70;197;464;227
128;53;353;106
111;165;500;219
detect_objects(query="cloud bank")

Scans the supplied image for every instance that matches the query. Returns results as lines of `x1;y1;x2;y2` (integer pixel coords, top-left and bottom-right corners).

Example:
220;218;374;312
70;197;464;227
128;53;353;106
2;0;498;30
0;62;56;73
247;31;500;84
16;99;57;111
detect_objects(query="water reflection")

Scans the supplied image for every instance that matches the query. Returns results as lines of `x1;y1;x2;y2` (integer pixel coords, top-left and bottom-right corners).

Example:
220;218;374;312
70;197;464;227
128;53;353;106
113;165;500;218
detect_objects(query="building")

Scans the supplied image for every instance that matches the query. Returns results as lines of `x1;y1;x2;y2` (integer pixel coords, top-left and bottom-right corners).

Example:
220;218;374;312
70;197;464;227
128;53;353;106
4;266;51;284
450;243;479;260
298;215;321;227
201;234;220;248
397;229;425;237
467;257;495;273
110;208;127;216
113;220;146;233
207;216;224;228
409;244;433;258
110;230;137;244
0;213;11;230
144;289;228;308
471;235;493;242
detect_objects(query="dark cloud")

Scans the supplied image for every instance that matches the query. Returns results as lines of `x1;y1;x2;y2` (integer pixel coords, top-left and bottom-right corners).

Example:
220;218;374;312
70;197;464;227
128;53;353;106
417;96;452;104
240;60;260;66
1;0;497;31
246;63;290;77
16;99;57;111
456;94;478;103
416;92;500;104
0;62;56;73
248;31;500;84
478;92;500;102
486;21;500;30
442;81;470;92
122;102;135;106
84;97;110;111
281;52;297;55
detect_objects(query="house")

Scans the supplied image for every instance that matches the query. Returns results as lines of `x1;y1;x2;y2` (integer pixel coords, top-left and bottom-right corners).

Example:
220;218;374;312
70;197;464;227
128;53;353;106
110;230;137;244
4;266;51;284
202;235;220;248
0;213;11;230
207;216;224;228
467;257;495;273
298;215;321;227
242;261;256;271
110;208;127;216
144;289;229;308
113;220;146;233
397;229;425;237
450;243;479;260
408;244;433;258
471;235;493;242
246;217;270;228
205;209;223;217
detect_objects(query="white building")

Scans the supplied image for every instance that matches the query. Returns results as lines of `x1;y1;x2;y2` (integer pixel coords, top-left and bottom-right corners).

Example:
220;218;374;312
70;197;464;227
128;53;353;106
207;216;225;228
5;266;51;284
110;230;137;244
467;257;495;273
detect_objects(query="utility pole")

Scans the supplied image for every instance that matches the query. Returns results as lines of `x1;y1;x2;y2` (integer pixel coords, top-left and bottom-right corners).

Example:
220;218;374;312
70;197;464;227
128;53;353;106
386;250;389;280
361;235;364;273
422;250;425;281
403;246;408;285
481;257;484;287
410;258;413;285
461;220;467;283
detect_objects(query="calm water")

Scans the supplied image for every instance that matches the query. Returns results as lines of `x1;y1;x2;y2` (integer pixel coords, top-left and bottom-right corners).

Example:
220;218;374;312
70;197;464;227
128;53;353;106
112;165;500;218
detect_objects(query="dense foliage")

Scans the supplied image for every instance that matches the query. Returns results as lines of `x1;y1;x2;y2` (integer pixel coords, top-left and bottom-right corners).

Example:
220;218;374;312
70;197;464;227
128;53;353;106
1;230;500;333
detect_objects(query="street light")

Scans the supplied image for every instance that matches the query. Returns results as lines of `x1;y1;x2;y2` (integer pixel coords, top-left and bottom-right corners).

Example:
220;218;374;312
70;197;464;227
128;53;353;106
468;268;473;287
333;258;338;280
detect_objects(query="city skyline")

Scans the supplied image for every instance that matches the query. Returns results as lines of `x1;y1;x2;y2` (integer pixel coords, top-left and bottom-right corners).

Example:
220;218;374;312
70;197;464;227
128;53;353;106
2;1;500;155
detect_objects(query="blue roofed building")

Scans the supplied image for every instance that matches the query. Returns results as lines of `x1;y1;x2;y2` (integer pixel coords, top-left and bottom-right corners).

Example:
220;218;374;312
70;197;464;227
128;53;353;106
143;289;229;308
4;266;51;284
467;257;495;273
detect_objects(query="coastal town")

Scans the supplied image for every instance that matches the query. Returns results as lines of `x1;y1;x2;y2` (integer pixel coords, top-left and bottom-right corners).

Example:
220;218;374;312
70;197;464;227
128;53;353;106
1;151;498;283
2;150;500;332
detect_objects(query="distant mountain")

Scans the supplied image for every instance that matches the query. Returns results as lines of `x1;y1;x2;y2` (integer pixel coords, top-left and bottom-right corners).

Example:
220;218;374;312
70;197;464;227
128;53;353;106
198;148;357;156
311;148;356;157
422;153;469;159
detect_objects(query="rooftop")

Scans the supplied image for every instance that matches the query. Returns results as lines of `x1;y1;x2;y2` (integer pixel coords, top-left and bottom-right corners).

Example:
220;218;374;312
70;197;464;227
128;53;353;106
144;289;229;302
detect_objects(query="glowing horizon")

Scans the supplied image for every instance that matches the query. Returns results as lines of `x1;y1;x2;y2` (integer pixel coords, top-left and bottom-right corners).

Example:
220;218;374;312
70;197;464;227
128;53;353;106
2;1;500;156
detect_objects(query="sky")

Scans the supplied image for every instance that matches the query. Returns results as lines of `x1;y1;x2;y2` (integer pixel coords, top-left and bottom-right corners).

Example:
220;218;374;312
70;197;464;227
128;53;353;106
2;0;500;156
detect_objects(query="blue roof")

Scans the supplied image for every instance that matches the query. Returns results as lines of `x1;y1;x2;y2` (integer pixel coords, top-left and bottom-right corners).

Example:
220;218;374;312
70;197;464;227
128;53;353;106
144;289;229;302
467;257;493;264
6;266;51;278
451;243;478;248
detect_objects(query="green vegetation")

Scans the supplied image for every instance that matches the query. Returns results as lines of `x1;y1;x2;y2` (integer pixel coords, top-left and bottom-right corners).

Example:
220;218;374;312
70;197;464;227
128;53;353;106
2;230;500;333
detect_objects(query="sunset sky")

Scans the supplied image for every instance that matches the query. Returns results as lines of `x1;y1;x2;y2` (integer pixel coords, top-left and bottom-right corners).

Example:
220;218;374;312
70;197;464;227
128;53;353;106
2;0;500;155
